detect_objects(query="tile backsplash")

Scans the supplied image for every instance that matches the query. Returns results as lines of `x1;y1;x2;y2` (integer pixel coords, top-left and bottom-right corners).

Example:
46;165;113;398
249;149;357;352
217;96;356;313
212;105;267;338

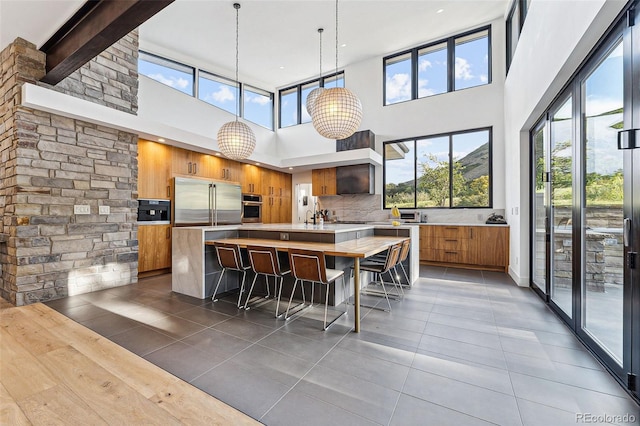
318;194;505;224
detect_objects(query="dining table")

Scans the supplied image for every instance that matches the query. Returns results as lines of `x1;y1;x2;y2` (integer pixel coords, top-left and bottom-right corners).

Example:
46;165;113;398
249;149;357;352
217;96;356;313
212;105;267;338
205;235;409;332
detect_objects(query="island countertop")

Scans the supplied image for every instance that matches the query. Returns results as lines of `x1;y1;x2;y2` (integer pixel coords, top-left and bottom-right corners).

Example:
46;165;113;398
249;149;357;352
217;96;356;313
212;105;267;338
173;222;416;234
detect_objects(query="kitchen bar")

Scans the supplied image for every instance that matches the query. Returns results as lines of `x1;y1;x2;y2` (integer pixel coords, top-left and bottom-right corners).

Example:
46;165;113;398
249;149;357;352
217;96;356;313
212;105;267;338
172;223;419;332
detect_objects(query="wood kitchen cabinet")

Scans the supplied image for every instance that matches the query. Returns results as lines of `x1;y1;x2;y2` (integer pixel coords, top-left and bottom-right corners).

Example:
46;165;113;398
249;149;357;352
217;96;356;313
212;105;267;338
470;226;509;269
172;147;210;177
138;139;171;199
312;167;337;196
241;164;261;194
261;170;292;223
419;224;509;272
210;156;240;182
138;224;172;274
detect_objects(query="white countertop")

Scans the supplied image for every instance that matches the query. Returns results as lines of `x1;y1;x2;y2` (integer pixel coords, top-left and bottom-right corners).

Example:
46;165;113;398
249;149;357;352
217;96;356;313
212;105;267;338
418;222;509;227
172;223;417;233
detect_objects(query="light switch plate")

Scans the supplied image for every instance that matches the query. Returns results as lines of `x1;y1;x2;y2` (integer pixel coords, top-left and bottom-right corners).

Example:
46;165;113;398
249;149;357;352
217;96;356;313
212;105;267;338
74;205;90;215
99;205;110;215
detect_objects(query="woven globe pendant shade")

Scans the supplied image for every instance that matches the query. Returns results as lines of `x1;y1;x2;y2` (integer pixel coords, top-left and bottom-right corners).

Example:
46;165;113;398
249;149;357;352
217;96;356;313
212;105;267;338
215;3;256;160
217;121;256;160
305;87;325;116
312;87;362;139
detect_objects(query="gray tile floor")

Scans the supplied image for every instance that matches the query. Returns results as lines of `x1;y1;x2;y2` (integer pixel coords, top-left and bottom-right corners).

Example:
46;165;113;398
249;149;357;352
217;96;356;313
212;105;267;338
46;266;640;425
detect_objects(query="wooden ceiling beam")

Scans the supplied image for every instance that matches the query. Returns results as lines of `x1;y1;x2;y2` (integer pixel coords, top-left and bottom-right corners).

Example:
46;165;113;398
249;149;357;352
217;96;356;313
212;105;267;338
40;0;174;85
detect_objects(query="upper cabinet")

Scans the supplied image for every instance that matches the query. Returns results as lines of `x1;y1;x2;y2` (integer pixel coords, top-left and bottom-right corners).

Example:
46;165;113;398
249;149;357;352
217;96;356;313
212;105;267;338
138;139;171;199
171;147;211;177
312;167;337;196
241;164;261;194
208;155;240;182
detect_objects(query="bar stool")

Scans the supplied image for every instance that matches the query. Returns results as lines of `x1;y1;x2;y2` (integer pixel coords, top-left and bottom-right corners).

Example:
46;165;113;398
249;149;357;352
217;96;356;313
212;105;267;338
395;239;411;286
365;239;411;288
212;242;251;308
245;245;290;317
358;242;403;312
286;248;347;330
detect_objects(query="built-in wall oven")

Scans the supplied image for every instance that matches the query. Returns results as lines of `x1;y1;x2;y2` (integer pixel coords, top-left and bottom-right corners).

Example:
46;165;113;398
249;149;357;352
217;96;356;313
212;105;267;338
242;194;262;223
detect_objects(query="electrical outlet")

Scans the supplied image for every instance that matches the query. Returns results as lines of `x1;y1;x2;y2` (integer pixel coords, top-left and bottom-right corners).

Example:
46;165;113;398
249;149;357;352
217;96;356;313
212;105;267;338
98;205;110;215
280;233;289;241
477;214;483;220
356;231;361;239
74;205;90;215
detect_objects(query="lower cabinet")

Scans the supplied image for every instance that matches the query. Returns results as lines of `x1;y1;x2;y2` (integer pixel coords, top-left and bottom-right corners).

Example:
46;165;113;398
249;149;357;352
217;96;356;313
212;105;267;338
419;225;509;272
138;224;172;273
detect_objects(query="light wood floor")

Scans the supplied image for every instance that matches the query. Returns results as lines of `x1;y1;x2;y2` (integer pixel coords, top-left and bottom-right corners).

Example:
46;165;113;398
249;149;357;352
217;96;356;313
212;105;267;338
0;300;259;425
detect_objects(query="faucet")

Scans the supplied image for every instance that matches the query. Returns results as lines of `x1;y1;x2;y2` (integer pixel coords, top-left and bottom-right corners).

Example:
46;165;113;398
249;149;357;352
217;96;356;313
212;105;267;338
305;209;316;225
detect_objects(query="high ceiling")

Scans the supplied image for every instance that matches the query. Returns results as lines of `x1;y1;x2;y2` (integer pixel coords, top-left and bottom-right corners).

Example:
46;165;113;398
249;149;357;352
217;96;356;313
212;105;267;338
1;0;507;91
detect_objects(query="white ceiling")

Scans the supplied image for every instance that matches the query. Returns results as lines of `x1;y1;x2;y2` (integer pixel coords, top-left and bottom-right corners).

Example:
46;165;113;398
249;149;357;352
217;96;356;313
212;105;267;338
0;0;86;49
141;0;508;90
1;0;507;92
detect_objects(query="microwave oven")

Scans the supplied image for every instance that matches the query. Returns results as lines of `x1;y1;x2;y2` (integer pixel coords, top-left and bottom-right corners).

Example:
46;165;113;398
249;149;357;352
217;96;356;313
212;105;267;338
395;211;420;223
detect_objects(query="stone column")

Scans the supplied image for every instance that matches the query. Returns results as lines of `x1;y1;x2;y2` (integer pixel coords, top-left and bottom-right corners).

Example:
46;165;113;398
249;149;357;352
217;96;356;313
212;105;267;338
0;34;139;305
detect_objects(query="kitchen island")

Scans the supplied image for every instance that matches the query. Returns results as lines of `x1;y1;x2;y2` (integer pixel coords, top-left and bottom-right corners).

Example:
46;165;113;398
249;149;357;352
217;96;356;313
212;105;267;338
171;223;419;323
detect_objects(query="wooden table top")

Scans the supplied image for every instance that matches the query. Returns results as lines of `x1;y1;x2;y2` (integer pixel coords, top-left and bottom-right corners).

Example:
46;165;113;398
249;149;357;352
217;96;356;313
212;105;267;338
205;236;409;258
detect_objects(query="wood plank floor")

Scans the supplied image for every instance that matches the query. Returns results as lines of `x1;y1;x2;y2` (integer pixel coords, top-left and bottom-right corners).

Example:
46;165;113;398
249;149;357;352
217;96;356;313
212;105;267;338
0;301;259;425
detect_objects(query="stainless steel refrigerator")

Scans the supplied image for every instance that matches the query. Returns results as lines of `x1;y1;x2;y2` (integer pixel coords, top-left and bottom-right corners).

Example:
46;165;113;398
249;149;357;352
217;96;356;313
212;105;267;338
173;177;242;226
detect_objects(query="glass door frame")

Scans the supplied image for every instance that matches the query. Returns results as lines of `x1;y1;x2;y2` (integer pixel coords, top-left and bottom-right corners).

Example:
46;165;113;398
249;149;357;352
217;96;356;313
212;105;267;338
573;25;627;380
548;89;577;326
628;2;639;399
530;119;550;300
528;0;639;398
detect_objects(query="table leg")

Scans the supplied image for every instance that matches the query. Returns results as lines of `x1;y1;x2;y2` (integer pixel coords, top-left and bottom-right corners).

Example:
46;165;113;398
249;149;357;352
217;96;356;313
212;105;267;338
353;257;360;333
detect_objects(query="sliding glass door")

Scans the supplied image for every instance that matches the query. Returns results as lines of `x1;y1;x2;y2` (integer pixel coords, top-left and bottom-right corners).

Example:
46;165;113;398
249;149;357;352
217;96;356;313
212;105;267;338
530;2;639;398
531;123;548;295
580;38;625;366
550;95;574;319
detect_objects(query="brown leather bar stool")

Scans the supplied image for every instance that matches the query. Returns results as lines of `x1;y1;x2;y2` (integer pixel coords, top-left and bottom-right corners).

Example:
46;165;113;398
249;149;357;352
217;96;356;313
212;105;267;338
245;245;290;317
395;239;411;287
366;238;411;289
286;248;347;330
358;242;403;311
212;242;251;308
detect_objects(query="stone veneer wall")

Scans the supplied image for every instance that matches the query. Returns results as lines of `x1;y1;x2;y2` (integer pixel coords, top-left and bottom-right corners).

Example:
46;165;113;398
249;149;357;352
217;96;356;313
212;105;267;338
0;34;139;305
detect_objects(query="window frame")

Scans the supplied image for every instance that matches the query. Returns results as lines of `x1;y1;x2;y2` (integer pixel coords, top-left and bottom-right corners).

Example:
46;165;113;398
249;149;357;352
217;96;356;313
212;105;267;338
278;71;345;128
197;70;241;116
383;126;493;210
139;51;275;130
243;84;275;130
383;25;492;106
139;50;196;96
506;0;530;73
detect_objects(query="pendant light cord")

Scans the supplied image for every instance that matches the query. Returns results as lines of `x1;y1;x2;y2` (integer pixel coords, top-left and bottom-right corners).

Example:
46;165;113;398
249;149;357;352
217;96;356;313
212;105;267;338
335;0;338;76
234;3;240;122
318;28;323;80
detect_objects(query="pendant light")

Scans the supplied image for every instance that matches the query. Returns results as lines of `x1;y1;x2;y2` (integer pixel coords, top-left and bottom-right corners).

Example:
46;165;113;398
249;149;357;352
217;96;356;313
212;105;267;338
312;0;362;140
305;28;325;116
217;3;256;160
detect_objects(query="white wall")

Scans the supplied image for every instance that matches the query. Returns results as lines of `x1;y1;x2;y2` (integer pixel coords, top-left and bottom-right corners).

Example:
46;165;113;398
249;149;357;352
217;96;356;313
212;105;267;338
282;17;506;205
503;0;626;285
138;76;280;164
278;17;505;150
